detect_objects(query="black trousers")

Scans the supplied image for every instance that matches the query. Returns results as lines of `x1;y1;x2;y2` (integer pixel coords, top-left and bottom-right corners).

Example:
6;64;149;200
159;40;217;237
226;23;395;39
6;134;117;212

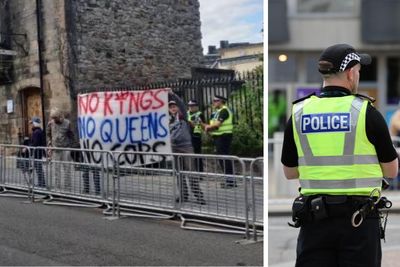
213;134;234;183
173;146;203;201
191;135;203;172
82;166;101;195
34;160;46;187
296;216;381;267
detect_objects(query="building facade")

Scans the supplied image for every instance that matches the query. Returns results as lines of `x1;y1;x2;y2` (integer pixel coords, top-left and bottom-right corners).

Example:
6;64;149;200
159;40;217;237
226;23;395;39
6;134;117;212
217;42;263;72
269;0;400;136
204;41;263;72
0;0;203;144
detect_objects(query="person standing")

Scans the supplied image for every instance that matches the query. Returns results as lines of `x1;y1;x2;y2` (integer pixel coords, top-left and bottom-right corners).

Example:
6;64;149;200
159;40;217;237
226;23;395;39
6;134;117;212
70;146;101;196
205;95;235;188
30;117;46;188
169;93;205;205
281;43;398;267
46;108;75;191
187;100;205;172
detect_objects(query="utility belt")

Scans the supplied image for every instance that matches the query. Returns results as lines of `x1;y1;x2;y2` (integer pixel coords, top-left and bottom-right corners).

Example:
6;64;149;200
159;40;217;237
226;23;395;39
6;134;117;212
289;191;392;239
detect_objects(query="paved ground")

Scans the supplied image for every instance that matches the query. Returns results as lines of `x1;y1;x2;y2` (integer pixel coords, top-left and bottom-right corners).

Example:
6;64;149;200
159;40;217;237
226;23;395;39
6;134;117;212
0;196;263;266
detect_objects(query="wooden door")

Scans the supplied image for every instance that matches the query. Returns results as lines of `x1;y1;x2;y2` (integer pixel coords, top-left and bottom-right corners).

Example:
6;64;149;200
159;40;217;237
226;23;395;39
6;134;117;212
21;87;42;137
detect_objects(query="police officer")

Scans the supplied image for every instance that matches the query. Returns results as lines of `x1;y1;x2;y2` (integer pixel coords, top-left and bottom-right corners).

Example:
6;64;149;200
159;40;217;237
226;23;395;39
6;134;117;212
205;95;235;188
281;44;398;267
187;100;205;172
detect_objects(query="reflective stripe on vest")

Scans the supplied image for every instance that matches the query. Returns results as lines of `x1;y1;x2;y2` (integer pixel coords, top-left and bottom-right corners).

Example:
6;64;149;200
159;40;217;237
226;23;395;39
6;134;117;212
300;178;382;189
292;95;383;196
187;111;202;134
210;105;233;135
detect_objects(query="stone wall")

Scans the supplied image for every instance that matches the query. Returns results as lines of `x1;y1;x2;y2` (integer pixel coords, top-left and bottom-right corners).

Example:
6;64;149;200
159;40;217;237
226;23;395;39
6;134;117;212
0;0;204;144
0;0;41;143
0;0;73;143
68;0;204;91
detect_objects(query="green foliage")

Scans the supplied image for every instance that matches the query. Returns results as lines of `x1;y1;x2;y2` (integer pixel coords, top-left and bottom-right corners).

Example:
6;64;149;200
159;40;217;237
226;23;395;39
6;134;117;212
199;70;264;158
231;123;263;157
228;71;264;157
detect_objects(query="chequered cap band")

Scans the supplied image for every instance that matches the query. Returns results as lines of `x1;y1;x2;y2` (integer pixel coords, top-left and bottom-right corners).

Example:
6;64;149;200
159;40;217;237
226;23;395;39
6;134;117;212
339;53;361;72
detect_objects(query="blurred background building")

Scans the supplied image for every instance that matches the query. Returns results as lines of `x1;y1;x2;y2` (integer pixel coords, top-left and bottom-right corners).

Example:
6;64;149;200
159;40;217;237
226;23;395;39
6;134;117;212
268;0;400;138
268;0;400;197
204;40;263;72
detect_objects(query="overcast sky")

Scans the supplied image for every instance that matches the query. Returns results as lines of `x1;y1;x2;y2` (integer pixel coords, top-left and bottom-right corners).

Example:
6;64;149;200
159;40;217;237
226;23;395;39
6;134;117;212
198;0;263;54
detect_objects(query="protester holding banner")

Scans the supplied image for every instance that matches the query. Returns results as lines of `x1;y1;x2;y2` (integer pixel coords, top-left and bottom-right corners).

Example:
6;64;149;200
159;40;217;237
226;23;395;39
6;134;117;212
169;93;205;205
46;108;75;190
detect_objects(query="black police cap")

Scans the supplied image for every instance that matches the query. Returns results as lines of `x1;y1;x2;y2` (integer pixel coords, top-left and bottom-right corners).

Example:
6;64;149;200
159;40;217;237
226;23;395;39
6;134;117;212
318;44;371;74
188;100;198;106
214;95;227;102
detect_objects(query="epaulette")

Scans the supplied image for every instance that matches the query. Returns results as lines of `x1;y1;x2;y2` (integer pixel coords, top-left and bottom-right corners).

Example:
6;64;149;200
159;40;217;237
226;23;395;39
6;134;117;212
355;93;376;103
292;92;316;105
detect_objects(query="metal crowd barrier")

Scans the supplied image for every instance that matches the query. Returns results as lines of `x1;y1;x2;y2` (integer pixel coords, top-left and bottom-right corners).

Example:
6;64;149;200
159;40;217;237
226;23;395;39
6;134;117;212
0;144;264;240
33;146;114;208
0;145;34;200
268;134;300;198
248;157;263;241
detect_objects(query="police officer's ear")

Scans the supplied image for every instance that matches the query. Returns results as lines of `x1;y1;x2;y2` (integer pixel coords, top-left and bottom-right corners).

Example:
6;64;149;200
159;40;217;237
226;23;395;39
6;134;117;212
345;68;352;81
345;67;356;83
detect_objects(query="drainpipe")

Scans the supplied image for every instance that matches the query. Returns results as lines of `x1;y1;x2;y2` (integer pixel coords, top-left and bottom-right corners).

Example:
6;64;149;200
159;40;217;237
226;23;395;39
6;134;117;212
36;0;46;144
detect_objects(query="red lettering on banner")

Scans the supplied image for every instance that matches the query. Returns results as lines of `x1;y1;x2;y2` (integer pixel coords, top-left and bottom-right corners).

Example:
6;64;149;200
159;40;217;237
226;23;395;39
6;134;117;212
89;93;99;113
128;92;141;114
115;92;129;115
78;95;89;115
79;89;167;116
104;92;114;116
140;90;152;111
152;88;166;109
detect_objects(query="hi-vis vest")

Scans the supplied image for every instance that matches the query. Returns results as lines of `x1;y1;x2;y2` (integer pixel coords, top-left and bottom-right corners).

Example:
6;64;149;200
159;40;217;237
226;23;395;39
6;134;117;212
210;105;233;136
187;111;202;134
292;95;383;196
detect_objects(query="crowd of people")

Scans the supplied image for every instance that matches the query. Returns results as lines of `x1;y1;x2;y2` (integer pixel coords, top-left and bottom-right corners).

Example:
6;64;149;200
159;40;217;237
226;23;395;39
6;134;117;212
17;92;235;203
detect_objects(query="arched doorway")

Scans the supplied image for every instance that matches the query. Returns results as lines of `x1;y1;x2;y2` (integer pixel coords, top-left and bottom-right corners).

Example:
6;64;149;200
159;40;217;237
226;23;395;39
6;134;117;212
20;87;43;138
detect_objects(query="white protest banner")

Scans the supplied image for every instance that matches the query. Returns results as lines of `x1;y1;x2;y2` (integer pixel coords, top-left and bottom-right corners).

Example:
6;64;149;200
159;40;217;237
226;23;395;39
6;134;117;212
77;88;171;166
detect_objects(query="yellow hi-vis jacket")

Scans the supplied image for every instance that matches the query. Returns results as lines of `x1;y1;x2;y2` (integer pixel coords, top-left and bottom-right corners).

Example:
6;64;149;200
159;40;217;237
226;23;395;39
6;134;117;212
209;105;233;136
187;111;202;134
292;95;383;196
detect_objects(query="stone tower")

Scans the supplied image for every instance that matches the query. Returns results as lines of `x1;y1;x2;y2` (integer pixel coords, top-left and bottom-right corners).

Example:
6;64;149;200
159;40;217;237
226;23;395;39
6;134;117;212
0;0;203;143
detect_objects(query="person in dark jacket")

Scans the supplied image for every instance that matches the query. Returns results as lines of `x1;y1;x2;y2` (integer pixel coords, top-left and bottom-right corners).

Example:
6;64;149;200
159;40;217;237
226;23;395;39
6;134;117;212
169;92;205;205
17;137;31;173
30;117;46;188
